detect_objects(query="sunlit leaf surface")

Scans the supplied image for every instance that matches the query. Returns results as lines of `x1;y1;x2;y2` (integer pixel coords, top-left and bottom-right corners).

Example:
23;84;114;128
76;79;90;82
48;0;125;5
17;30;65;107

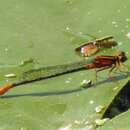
0;0;130;130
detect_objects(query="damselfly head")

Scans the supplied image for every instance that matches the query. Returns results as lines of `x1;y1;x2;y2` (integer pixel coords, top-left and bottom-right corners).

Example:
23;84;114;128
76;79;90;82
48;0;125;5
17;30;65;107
118;51;128;62
96;36;118;48
114;41;118;46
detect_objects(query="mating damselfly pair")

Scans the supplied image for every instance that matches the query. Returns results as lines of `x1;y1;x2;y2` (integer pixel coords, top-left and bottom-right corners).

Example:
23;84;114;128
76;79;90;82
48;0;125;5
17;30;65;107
0;36;128;96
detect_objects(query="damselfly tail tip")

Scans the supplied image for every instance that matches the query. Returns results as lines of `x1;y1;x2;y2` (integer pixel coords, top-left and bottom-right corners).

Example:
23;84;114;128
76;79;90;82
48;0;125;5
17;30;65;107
75;47;81;53
0;84;14;96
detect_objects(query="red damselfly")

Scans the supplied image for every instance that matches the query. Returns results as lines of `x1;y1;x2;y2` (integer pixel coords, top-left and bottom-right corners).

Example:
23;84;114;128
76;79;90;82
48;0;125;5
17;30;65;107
0;51;127;96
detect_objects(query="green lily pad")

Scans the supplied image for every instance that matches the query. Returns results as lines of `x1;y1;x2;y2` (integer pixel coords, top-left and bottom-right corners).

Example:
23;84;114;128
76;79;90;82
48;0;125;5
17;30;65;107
0;0;130;130
99;109;130;130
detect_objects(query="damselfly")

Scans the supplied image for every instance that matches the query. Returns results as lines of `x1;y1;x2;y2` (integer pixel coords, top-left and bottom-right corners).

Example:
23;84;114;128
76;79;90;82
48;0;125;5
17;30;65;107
75;36;117;57
0;51;127;96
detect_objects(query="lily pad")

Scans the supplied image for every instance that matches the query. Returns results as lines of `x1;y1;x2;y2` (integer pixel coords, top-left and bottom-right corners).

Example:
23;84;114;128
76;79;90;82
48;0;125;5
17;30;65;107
0;0;130;130
100;110;130;130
